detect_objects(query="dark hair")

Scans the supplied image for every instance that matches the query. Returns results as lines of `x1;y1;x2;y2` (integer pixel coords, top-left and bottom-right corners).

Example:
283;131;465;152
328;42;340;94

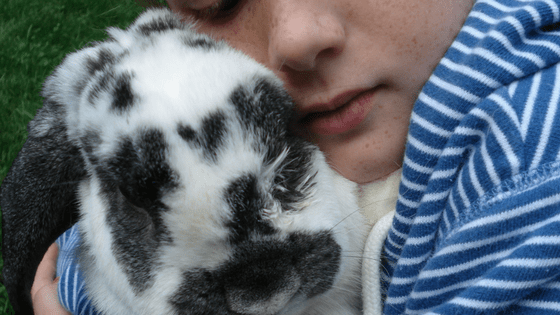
135;0;168;8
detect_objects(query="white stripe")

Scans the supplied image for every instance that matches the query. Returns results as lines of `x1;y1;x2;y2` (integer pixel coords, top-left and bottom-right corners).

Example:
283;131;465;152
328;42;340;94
451;297;512;309
499;257;560;268
400;176;427;192
442;208;451;230
394;210;415;226
524;5;542;27
508;81;518;98
477;0;522;13
472;107;521;175
435;213;560;257
404;231;437;246
449;192;460;222
383;246;401;261
409;276;477;299
386;233;404;252
461;24;484;39
476;276;555;290
398;195;421;209
455;126;482;136
410;276;555;303
384;294;410;304
459;193;560;232
542;281;560;289
488;93;521;129
397;251;434;266
422;189;452;203
414;212;443;225
530;66;560;169
521;71;542;140
403;156;434;174
480;131;502;186
64;265;70;311
539;0;560;21
408;135;444;156
73;267;78;311
441;146;469;157
440;58;501;89
468;152;485;197
525;235;560;245
411;112;453;138
389;223;409;240
419;246;518;279
457;170;472;209
431;167;458;179
464;24;546;68
519;300;560;311
451;41;525;77
411;267;560;306
430;75;482;104
417;92;465;121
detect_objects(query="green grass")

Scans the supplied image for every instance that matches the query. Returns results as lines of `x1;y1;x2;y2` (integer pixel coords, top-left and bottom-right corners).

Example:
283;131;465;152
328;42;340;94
0;0;167;313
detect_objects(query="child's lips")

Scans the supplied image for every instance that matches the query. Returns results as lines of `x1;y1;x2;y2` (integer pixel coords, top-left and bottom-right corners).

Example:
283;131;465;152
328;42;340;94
298;88;377;136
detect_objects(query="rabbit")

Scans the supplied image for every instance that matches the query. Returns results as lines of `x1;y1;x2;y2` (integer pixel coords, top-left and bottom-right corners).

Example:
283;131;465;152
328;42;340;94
0;8;368;315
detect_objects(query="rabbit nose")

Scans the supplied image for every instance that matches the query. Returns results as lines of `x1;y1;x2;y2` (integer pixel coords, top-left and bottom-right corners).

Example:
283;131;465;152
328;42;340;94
224;259;301;315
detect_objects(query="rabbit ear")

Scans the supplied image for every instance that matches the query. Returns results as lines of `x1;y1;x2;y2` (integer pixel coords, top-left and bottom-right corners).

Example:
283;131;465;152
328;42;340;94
0;95;87;313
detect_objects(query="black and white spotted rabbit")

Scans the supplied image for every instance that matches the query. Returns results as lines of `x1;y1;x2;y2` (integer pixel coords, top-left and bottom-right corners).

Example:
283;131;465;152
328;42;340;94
1;9;368;315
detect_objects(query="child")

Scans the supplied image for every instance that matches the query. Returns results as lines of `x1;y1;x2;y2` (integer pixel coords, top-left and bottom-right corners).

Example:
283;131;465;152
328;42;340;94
32;0;560;314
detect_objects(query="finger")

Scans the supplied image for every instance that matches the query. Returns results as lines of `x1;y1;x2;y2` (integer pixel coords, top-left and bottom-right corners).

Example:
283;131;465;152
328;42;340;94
33;282;71;315
31;243;59;297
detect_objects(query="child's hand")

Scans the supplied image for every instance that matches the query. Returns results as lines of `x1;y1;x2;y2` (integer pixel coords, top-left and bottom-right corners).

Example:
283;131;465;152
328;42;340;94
31;243;71;315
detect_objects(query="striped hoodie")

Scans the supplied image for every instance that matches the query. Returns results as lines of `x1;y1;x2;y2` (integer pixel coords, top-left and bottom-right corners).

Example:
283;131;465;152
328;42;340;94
380;0;560;314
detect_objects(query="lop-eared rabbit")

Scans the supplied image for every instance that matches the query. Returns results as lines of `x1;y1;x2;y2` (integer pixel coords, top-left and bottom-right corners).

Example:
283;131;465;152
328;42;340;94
1;9;367;315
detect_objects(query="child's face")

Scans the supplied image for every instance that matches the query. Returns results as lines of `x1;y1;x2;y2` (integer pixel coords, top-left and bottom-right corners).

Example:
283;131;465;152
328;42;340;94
168;0;473;184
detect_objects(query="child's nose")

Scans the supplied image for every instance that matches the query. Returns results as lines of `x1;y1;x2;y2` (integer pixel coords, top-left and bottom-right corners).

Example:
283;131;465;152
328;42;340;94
267;3;345;72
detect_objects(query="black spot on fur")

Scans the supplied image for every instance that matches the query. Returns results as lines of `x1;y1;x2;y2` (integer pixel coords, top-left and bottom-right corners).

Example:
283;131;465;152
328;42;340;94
170;270;229;314
137;16;184;36
225;174;275;244
77;49;117;100
272;139;317;212
177;124;197;142
86;48;115;75
229;78;295;150
183;36;217;49
98;128;177;294
169;232;341;314
111;72;135;113
86;50;130;105
88;70;114;104
229;77;316;211
224;232;341;301
200;111;227;160
177;110;227;162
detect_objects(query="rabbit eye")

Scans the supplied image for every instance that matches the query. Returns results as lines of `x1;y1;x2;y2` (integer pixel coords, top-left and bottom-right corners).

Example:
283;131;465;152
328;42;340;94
118;179;158;209
109;129;178;210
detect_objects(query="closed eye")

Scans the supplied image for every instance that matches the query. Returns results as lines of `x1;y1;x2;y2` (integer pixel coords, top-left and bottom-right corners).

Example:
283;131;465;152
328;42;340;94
193;0;242;20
